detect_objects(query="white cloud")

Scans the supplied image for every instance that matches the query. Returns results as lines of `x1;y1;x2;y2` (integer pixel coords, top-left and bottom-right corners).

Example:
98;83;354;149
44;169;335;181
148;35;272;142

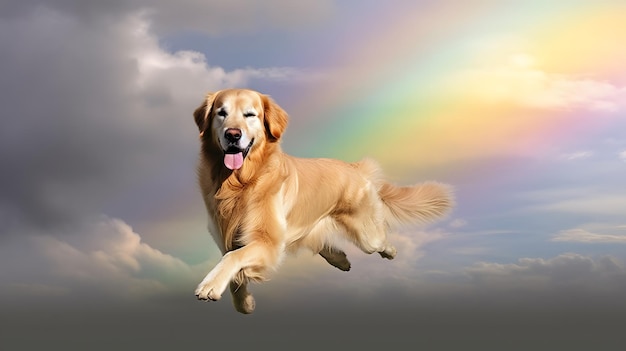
552;228;626;243
451;53;626;112
619;150;626;162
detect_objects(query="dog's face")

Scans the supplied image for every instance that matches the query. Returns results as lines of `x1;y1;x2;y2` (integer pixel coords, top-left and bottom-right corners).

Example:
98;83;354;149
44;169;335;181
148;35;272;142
194;89;288;170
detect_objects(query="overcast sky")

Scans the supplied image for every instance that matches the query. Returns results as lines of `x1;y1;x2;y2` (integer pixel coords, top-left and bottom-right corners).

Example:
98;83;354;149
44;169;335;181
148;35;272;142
1;1;626;350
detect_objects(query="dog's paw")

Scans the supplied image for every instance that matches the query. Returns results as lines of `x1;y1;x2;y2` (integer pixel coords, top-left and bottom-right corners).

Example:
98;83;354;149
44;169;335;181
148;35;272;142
334;259;351;272
233;293;256;314
379;245;397;260
320;248;352;271
330;252;351;271
195;282;222;301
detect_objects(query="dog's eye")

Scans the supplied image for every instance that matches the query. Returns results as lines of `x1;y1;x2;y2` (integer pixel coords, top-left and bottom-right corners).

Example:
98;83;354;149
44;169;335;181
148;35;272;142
243;112;257;118
216;110;227;118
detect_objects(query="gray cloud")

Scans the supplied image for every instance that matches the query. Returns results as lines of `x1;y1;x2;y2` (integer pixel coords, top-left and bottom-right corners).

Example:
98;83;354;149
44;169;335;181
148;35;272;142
465;253;626;296
1;8;184;230
0;4;314;235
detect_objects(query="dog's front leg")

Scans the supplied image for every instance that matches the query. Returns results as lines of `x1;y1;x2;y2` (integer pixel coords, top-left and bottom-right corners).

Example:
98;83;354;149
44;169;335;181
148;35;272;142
195;241;279;301
195;251;239;301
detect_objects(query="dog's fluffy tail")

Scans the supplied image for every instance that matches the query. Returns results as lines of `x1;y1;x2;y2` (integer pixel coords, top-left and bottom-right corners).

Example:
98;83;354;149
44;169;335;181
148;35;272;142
378;181;454;226
355;158;454;226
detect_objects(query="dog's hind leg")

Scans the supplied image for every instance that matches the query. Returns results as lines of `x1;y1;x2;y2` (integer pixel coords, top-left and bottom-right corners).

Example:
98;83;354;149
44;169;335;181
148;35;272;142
319;247;351;271
336;213;396;260
230;279;255;314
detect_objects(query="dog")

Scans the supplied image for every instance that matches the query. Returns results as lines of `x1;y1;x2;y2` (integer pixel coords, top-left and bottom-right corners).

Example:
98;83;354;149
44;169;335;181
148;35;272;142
193;88;453;313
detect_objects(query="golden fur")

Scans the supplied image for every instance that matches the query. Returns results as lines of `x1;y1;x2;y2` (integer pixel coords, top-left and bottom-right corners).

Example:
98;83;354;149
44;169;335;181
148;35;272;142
193;88;453;313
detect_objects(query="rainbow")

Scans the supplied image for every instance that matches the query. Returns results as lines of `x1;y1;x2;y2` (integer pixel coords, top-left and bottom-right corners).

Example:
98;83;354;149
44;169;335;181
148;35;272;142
287;2;625;179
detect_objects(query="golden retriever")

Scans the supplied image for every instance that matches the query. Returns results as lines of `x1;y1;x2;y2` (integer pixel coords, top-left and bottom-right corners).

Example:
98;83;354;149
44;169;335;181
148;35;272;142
193;88;453;313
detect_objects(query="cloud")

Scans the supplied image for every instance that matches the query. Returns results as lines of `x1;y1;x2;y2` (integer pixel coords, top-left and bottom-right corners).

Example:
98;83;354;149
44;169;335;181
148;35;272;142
451;53;626;112
0;4;315;233
465;253;626;293
0;216;200;300
552;228;626;243
619;150;626;161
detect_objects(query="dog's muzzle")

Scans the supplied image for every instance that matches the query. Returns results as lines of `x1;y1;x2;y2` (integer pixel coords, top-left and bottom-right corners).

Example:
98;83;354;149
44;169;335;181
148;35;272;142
223;128;253;170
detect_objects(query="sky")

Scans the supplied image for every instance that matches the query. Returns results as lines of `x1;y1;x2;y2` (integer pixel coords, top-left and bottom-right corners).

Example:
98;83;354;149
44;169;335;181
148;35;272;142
1;0;626;350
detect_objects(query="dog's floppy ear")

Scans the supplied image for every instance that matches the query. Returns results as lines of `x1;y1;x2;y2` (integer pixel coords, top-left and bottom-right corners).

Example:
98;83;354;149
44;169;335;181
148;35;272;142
193;92;217;137
261;94;289;142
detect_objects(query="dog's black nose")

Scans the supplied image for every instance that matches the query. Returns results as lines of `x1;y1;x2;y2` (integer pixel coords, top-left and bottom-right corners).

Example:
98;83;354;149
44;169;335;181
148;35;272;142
224;128;242;143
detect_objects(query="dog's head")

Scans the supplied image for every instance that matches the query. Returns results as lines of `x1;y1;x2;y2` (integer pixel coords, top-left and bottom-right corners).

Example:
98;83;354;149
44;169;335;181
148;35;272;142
194;89;288;170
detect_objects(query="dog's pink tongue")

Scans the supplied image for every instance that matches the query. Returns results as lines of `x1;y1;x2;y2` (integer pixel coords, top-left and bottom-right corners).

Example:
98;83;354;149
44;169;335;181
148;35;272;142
224;152;244;170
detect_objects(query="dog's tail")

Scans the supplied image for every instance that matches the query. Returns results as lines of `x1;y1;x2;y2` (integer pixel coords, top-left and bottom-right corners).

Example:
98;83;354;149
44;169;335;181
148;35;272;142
355;158;454;226
378;181;453;226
